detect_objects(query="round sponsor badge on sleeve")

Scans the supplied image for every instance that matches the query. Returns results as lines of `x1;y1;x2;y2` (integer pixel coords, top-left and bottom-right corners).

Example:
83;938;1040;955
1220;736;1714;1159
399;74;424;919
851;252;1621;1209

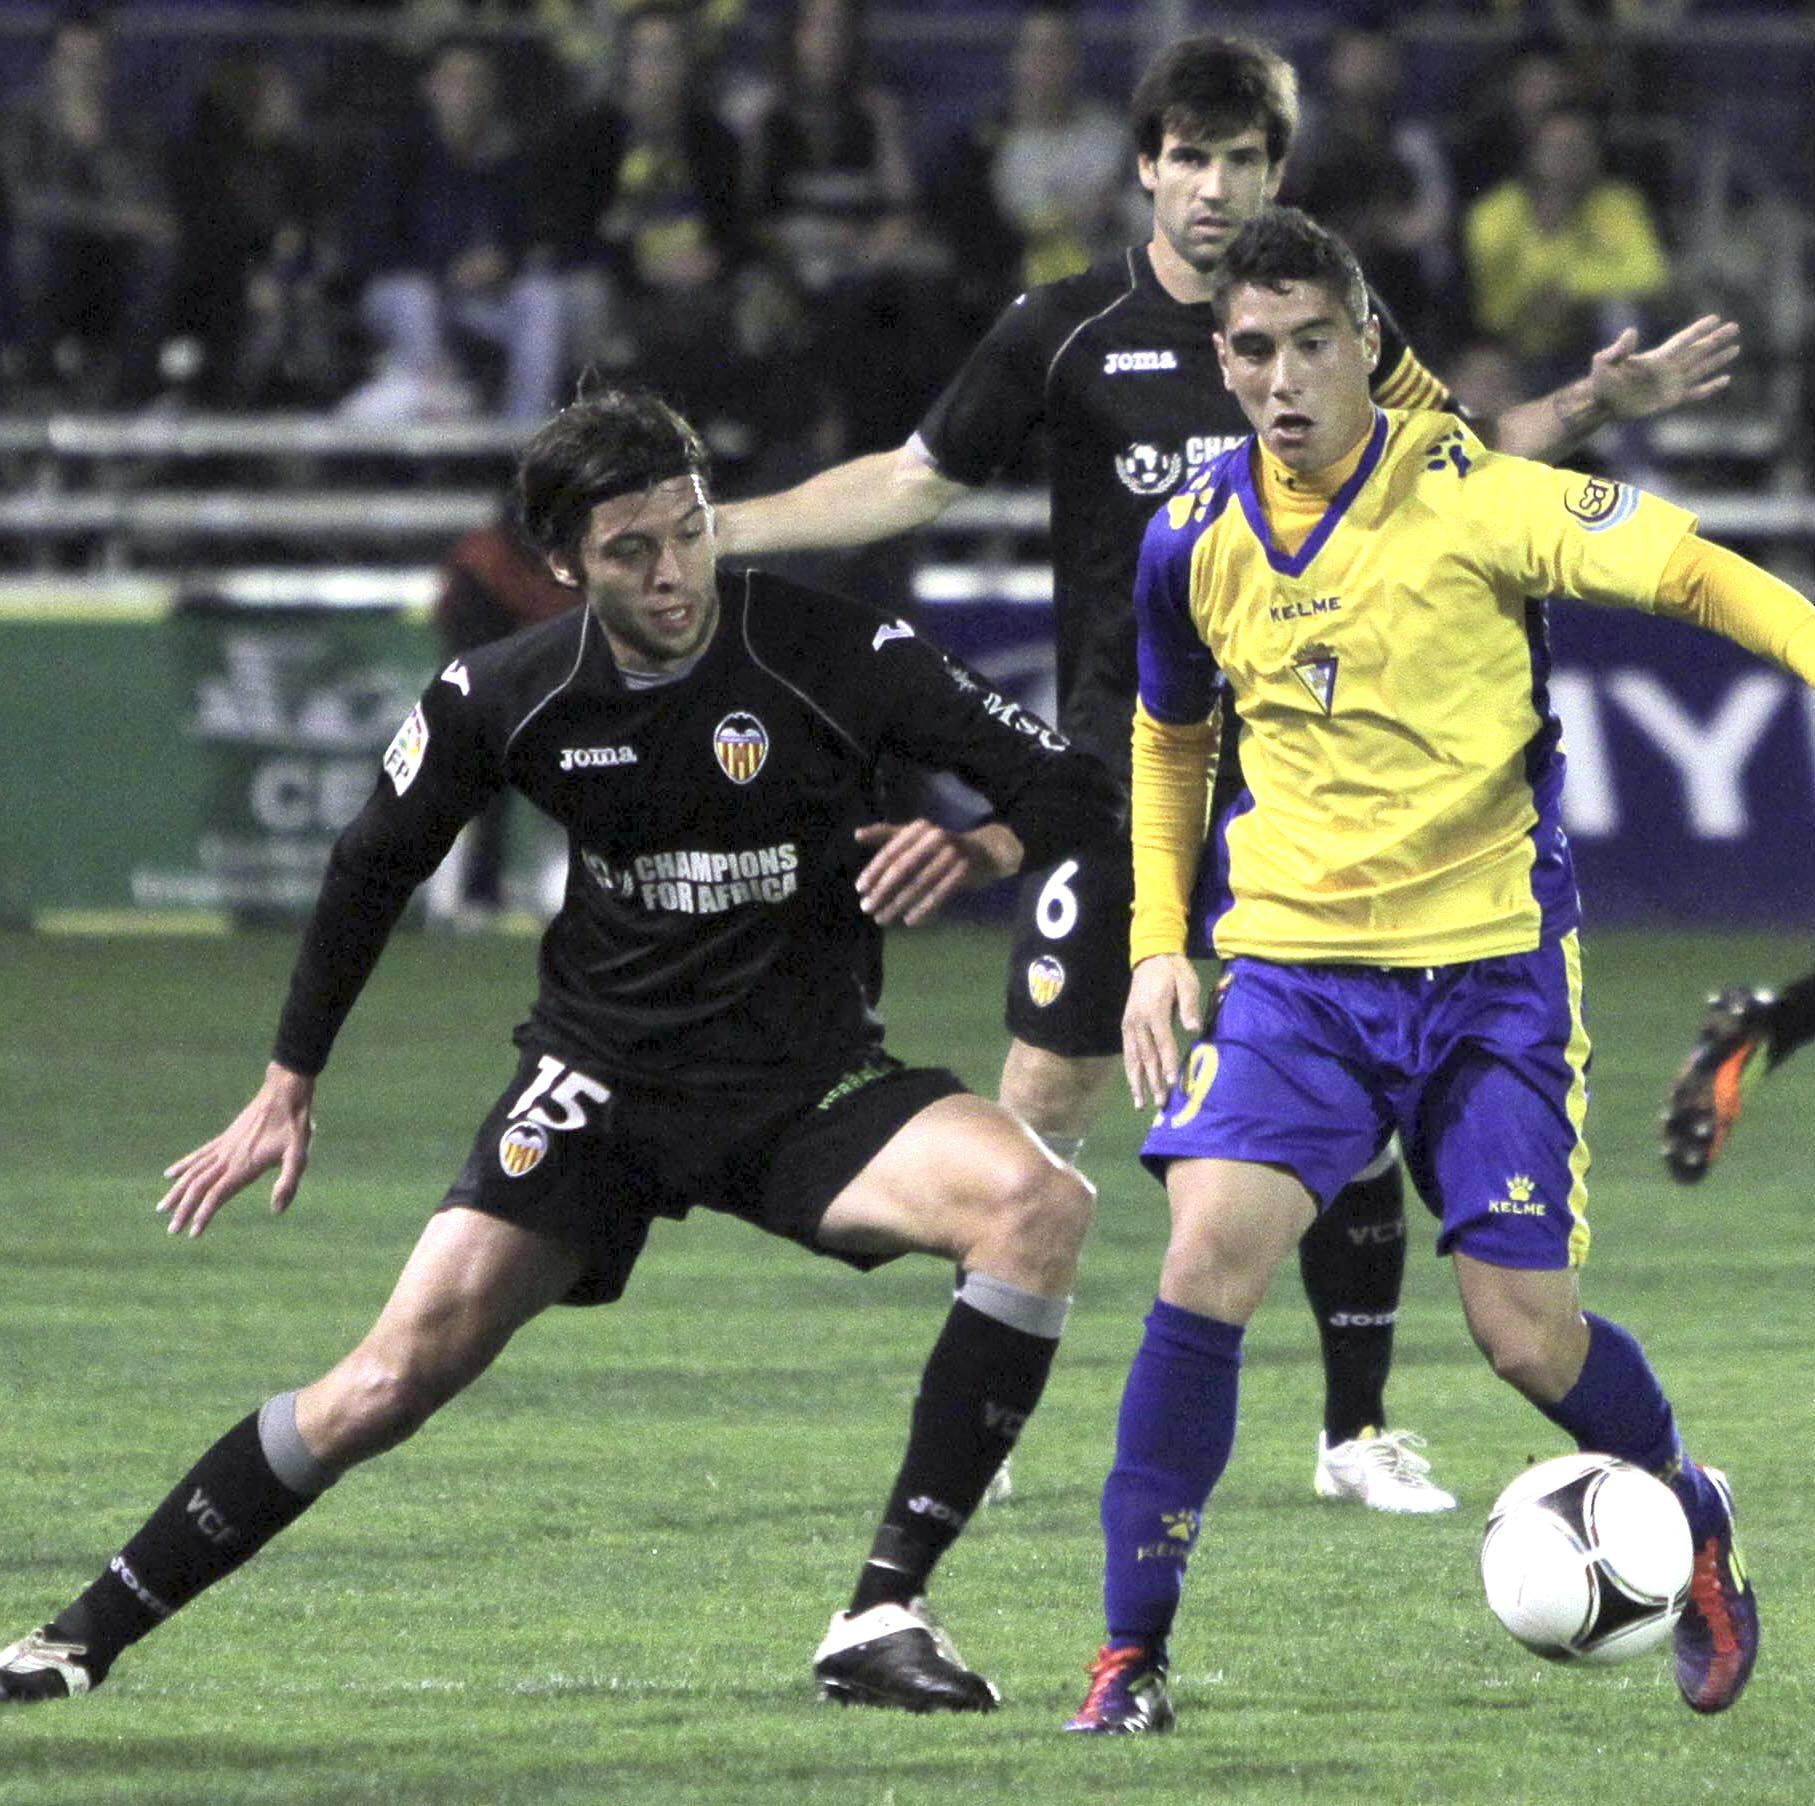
499;1120;549;1178
1564;477;1637;531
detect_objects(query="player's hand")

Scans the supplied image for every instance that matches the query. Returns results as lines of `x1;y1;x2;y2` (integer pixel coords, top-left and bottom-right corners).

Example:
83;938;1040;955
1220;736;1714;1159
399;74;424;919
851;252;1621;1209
1122;953;1202;1110
1588;314;1740;421
853;819;1020;926
156;1062;316;1238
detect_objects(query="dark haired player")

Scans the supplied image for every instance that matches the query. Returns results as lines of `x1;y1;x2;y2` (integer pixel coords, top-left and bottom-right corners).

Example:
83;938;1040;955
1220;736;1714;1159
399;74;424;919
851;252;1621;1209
719;32;1739;1513
1664;969;1815;1180
1065;206;1793;1733
0;389;1123;1716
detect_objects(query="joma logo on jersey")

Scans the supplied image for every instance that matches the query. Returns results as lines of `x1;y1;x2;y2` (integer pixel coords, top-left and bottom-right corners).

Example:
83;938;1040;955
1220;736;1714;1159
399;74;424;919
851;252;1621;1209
713;712;769;784
1270;595;1341;623
1103;349;1179;374
560;745;637;770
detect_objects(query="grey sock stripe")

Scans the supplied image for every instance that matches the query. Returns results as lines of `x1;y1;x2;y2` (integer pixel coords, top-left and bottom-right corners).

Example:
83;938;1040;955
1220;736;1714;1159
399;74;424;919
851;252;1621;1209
257;1392;340;1496
957;1272;1070;1340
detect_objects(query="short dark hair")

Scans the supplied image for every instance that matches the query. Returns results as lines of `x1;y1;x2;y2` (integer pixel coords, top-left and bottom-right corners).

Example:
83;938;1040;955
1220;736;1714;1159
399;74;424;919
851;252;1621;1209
1209;206;1370;331
516;387;709;566
1130;34;1298;166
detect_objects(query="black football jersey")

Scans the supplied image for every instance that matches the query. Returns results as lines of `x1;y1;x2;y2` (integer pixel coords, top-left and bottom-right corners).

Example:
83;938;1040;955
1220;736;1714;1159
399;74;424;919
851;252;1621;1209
272;570;1124;1092
915;244;1451;779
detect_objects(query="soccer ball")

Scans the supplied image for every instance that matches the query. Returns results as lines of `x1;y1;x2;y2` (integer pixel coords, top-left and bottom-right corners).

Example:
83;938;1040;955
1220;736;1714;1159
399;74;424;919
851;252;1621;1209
1480;1453;1693;1665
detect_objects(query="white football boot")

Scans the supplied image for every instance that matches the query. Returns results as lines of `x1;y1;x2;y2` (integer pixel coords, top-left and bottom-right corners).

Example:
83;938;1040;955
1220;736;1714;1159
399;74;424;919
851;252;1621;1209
1314;1427;1457;1513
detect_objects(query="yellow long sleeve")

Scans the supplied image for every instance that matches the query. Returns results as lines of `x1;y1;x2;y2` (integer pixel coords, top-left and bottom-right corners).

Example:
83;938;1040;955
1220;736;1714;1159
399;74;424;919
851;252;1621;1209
1655;535;1815;686
1129;698;1220;965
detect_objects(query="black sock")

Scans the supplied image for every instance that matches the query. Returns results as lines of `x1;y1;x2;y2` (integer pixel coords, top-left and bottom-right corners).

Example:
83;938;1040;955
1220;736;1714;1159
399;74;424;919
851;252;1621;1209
1767;969;1815;1065
851;1293;1060;1614
52;1411;324;1678
1299;1162;1407;1444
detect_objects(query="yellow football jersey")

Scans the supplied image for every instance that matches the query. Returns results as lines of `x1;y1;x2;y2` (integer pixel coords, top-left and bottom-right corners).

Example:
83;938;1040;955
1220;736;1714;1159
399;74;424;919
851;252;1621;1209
1132;408;1697;965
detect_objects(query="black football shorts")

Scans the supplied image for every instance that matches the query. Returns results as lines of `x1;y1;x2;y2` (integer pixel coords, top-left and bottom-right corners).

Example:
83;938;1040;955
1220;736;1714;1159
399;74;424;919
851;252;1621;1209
1003;838;1136;1059
441;1042;967;1304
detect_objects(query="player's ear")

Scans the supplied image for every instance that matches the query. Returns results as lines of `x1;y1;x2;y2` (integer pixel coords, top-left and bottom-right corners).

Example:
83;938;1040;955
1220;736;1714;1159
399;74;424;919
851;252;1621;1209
1362;313;1380;373
547;555;580;589
1213;332;1233;390
1263;159;1285;202
1136;152;1158;196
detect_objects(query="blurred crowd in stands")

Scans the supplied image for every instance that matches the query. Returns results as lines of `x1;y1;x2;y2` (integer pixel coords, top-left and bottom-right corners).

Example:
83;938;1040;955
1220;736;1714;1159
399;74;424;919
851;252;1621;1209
0;0;1808;489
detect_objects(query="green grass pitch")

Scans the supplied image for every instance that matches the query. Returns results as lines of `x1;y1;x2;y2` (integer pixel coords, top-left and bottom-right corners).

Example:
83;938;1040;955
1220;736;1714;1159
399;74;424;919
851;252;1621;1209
0;923;1808;1805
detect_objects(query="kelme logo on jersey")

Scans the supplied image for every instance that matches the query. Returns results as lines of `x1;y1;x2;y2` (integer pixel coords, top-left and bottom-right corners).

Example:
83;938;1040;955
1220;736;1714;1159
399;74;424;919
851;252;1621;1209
383;704;429;795
1290;643;1340;715
713;712;769;784
1115;442;1184;496
1565;476;1638;532
1027;955;1066;1008
498;1120;548;1178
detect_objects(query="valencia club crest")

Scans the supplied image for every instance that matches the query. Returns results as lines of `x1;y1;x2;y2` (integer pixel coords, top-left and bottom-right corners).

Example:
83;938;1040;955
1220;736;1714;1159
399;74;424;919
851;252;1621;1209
713;712;769;785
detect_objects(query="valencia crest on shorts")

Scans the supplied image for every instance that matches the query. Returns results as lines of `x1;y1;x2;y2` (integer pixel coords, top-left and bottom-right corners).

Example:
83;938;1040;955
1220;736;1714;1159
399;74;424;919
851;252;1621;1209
498;1120;549;1177
713;712;769;784
1027;954;1067;1008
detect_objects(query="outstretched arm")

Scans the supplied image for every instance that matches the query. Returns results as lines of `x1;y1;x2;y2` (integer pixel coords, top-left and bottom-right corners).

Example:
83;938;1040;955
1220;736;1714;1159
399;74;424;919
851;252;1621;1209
157;1062;315;1238
1651;533;1815;684
715;438;972;558
1485;314;1740;463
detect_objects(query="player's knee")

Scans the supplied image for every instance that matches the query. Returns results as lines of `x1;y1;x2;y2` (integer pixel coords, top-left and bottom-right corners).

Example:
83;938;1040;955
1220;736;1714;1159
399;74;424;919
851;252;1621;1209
1038;1161;1096;1253
316;1354;455;1462
986;1152;1094;1271
1475;1322;1578;1403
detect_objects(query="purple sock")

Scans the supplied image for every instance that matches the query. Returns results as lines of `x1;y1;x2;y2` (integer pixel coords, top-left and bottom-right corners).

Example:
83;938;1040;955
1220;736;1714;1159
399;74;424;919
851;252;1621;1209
1100;1300;1244;1651
1537;1312;1725;1544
